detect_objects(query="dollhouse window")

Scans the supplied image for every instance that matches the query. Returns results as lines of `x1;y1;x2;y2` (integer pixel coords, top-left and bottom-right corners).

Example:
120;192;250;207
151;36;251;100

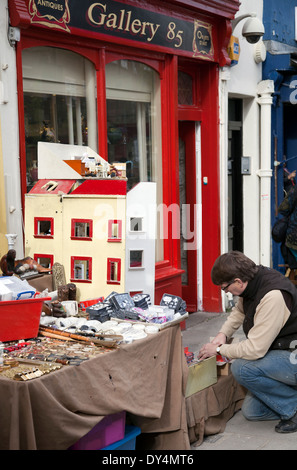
129;250;144;269
71;219;93;240
71;256;92;282
34;254;53;269
108;220;122;242
107;258;121;284
34;217;54;238
130;217;143;232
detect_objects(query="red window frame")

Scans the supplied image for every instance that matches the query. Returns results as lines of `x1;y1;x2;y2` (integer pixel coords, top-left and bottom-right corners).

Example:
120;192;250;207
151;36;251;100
70;256;92;283
34;253;54;268
34;217;54;239
107;258;121;285
71;218;93;241
108;219;122;242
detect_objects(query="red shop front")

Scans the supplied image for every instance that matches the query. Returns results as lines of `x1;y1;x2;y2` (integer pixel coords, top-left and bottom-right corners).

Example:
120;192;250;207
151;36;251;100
9;0;239;313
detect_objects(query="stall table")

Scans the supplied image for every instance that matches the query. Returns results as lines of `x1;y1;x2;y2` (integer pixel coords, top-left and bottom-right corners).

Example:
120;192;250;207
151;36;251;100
0;324;190;450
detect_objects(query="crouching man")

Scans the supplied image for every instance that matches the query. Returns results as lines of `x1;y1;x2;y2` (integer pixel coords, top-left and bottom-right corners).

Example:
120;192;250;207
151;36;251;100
198;251;297;433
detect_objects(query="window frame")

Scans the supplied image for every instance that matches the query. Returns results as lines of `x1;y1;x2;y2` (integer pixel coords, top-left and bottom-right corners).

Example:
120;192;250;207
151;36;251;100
34;217;54;238
70;256;92;283
108;219;122;242
33;253;54;269
107;257;122;285
71;218;93;241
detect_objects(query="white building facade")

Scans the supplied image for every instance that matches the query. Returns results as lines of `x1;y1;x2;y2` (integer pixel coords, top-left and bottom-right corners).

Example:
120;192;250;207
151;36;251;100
219;0;273;274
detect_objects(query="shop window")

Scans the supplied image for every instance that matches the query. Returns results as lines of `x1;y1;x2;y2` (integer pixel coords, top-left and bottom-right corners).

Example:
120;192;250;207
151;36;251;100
71;219;93;240
107;258;121;284
130;217;143;232
34;217;54;238
108;220;122;242
34;254;54;269
106;59;163;262
22;47;97;191
71;256;92;282
178;71;193;105
129;250;144;269
105;61;160;189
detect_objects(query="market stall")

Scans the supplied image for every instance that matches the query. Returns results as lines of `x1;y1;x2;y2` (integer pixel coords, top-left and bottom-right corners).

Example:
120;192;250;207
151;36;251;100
0;322;190;450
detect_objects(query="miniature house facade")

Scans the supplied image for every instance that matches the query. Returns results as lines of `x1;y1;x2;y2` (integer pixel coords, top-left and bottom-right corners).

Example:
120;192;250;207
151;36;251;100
25;179;127;301
24;143;156;302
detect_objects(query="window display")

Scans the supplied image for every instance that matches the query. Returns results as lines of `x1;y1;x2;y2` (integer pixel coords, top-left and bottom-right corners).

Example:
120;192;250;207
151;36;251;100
22;47;97;191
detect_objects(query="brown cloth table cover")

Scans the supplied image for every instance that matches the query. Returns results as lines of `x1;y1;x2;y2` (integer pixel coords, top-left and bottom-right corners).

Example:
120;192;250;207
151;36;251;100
186;374;247;446
0;324;190;450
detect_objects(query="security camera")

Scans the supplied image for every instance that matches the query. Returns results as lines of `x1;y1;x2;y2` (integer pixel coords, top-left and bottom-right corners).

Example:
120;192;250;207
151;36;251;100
242;16;265;44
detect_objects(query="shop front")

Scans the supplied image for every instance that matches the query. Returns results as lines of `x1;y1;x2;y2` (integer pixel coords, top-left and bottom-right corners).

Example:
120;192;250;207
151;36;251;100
8;0;239;312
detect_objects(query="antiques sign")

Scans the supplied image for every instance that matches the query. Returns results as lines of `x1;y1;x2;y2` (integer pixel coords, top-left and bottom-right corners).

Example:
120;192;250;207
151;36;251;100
28;0;214;61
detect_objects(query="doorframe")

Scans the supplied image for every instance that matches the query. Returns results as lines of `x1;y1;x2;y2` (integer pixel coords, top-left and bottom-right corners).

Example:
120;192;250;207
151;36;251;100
178;120;202;312
195;122;203;311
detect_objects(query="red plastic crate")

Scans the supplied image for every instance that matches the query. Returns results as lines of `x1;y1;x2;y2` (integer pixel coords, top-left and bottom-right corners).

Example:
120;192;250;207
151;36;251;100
69;411;126;450
0;297;50;342
79;297;104;311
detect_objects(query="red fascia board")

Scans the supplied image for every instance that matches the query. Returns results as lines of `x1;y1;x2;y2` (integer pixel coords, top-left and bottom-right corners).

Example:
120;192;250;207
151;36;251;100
71;179;127;196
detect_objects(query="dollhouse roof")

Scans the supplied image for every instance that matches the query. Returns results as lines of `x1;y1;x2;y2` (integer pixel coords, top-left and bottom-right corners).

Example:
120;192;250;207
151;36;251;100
28;179;75;194
71;179;127;195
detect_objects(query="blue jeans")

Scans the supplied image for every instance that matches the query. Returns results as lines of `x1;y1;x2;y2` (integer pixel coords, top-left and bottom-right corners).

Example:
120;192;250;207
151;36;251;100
231;350;297;421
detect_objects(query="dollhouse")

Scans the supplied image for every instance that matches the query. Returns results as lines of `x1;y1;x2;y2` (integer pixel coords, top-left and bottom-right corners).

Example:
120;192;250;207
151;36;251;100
24;143;156;302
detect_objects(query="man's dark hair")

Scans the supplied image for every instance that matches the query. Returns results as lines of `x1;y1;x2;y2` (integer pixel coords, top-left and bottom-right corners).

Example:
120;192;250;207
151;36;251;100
211;251;258;285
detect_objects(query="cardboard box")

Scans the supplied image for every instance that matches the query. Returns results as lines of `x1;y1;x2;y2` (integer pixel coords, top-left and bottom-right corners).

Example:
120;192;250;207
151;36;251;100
185;356;217;397
217;362;231;376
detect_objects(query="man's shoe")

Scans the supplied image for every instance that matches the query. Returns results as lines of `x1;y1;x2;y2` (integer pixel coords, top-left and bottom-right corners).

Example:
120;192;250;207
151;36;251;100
275;411;297;433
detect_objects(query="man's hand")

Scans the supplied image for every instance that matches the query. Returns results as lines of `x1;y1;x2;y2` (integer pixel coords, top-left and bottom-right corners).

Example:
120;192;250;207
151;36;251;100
198;342;218;360
198;332;227;360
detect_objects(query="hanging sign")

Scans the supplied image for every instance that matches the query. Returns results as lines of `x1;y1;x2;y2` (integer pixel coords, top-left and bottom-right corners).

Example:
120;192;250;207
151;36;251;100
26;0;214;61
227;35;240;66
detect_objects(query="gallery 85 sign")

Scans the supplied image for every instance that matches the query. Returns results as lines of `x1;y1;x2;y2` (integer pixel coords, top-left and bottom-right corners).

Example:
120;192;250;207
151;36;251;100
28;0;214;61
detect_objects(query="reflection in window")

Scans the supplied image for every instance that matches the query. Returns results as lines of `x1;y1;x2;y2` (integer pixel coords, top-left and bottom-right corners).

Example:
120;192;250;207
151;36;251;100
105;60;161;191
178;71;193;106
106;59;164;262
22;47;97;191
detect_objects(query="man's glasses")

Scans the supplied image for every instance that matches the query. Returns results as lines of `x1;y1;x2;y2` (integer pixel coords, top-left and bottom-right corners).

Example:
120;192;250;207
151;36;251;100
221;280;235;291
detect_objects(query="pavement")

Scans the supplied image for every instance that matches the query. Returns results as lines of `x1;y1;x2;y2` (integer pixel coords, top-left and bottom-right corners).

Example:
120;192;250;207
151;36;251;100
181;310;297;451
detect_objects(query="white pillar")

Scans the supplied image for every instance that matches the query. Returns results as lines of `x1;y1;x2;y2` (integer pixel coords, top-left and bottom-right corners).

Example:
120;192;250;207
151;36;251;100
219;67;231;312
257;80;274;267
219;67;231;256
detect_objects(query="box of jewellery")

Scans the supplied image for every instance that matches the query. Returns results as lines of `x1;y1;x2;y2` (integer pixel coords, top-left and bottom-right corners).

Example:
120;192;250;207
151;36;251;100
0;296;51;342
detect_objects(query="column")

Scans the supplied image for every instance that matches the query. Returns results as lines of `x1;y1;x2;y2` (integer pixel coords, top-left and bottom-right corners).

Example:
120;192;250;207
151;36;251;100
257;80;274;267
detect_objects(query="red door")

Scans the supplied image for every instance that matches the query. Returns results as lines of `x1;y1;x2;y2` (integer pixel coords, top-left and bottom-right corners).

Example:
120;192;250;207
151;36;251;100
179;120;198;312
